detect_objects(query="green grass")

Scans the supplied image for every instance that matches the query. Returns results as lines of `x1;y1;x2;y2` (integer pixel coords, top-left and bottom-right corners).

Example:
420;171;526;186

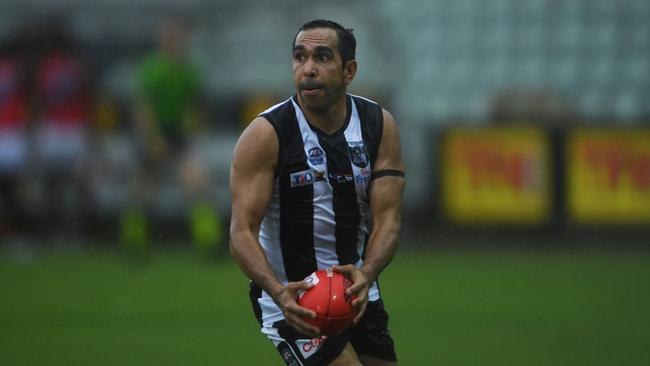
1;248;649;365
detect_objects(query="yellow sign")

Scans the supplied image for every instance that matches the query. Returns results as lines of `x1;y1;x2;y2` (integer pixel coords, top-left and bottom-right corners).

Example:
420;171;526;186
567;129;650;223
441;127;552;224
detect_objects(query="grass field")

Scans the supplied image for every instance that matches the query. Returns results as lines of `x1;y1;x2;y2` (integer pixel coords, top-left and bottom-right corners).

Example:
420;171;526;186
1;247;649;365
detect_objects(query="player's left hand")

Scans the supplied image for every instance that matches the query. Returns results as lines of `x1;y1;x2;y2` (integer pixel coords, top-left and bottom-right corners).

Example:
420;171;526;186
332;264;370;325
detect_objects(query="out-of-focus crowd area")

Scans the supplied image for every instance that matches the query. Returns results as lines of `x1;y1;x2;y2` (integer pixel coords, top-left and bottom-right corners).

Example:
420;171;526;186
0;0;649;251
0;10;240;251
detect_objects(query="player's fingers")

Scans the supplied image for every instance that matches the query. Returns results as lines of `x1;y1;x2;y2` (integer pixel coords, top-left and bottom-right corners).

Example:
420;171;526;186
286;313;320;337
352;291;368;306
332;264;356;274
346;281;368;296
287;302;317;319
351;289;368;310
352;301;367;325
296;280;316;291
287;280;315;294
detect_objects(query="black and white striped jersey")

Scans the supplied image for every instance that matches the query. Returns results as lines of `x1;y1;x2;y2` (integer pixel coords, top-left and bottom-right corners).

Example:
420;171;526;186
253;94;384;328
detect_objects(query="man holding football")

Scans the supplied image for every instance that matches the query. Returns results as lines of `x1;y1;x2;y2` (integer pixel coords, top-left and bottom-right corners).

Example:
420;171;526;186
230;19;405;365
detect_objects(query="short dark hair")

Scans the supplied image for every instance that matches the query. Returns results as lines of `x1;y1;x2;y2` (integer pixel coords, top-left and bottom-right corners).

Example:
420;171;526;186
293;19;356;66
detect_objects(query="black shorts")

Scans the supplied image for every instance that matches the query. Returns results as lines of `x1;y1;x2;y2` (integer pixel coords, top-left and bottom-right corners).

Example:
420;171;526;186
264;300;397;366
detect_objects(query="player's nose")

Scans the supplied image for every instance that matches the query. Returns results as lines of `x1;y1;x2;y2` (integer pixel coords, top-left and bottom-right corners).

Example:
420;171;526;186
303;57;317;77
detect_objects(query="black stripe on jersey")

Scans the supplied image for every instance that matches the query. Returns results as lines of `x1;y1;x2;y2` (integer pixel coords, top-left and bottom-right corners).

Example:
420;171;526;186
275;322;309;364
318;101;361;265
279;171;317;282
354;96;384;169
249;282;263;326
276;340;306;365
268;101;318;282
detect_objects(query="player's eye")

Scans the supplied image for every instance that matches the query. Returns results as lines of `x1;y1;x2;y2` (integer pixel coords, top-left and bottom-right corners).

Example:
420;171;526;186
318;54;331;62
293;53;305;62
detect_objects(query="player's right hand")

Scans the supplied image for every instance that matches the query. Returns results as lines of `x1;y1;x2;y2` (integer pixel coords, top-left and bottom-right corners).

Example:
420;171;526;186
272;281;321;338
333;264;371;325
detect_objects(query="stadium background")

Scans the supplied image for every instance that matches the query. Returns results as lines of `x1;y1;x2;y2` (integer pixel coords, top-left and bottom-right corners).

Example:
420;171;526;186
1;0;648;364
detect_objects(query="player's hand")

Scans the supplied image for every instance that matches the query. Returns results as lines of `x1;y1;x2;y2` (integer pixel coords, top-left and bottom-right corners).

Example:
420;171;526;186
333;264;371;325
272;281;321;338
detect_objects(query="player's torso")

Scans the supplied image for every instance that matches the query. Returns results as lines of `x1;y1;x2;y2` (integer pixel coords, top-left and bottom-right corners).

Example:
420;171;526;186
259;94;383;283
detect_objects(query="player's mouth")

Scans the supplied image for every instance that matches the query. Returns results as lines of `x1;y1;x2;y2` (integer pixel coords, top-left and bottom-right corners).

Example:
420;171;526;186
303;88;323;97
301;81;325;97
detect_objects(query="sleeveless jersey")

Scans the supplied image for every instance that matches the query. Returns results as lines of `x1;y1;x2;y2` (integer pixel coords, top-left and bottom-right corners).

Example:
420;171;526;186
252;94;384;328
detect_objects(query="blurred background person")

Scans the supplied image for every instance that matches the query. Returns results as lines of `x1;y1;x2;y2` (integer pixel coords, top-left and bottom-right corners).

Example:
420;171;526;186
31;15;95;243
0;32;30;242
126;13;222;255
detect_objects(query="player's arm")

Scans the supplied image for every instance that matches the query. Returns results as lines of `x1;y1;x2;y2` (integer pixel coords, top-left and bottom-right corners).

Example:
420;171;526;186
360;109;405;281
229;117;320;337
336;109;405;323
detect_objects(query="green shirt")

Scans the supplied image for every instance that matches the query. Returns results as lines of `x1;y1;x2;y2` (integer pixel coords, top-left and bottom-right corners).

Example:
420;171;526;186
138;52;200;136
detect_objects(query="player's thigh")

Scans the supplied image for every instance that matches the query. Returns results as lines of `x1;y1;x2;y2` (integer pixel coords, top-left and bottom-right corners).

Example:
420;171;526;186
328;343;362;366
359;354;398;366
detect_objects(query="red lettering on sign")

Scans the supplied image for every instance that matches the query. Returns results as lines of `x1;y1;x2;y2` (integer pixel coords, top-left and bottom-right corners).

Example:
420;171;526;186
582;141;650;190
457;141;538;192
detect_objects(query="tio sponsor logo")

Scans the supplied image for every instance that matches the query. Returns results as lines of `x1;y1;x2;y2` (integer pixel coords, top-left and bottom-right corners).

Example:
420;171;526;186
290;169;314;187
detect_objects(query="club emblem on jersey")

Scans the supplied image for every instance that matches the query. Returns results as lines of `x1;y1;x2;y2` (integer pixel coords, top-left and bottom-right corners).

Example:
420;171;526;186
308;147;324;165
348;141;369;168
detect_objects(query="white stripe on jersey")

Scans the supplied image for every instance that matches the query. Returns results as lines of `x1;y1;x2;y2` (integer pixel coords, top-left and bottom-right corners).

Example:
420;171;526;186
258;178;287;327
260;97;292;115
343;100;372;258
347;93;379;105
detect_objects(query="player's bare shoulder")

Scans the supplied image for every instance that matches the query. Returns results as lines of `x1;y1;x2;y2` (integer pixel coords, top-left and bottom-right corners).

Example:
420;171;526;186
231;116;279;174
381;109;401;146
376;108;404;172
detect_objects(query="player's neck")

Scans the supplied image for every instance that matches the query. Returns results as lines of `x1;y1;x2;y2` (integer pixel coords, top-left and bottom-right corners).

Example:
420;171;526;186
301;95;347;135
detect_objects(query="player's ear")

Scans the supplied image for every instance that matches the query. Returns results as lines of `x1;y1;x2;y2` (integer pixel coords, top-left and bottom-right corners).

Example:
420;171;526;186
343;59;357;85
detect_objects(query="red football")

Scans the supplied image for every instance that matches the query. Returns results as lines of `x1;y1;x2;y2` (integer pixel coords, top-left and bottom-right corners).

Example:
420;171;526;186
298;269;357;336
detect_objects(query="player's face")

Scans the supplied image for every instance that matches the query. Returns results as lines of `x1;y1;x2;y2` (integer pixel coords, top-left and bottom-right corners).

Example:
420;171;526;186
292;28;354;112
